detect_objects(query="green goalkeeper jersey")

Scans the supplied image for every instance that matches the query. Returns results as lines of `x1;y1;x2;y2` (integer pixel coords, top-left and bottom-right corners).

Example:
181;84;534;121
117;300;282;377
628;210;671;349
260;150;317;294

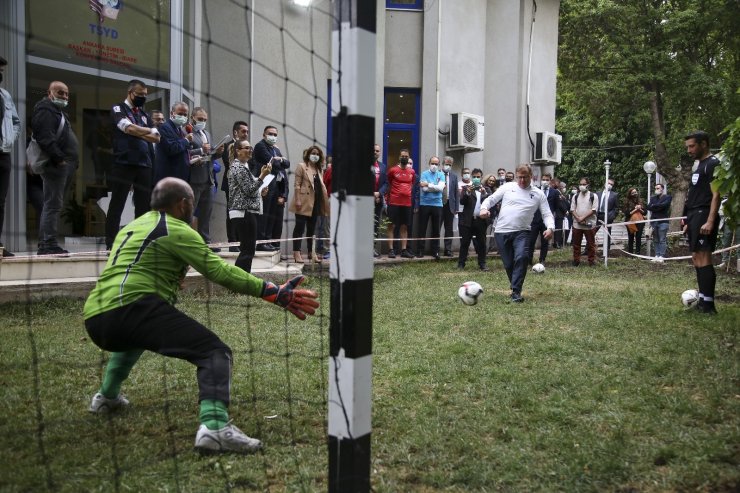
84;210;264;319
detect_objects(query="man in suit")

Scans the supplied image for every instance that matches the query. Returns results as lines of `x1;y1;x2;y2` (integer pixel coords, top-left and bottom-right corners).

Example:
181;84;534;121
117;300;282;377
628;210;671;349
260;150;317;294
441;155;460;257
189;107;224;250
221;121;249;252
527;172;559;265
596;178;619;254
153;102;192;184
457;167;489;271
253;125;290;251
372;143;387;257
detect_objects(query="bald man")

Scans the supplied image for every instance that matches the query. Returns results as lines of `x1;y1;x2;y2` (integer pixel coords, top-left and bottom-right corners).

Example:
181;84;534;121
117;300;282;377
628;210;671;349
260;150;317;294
30;81;78;255
84;177;319;454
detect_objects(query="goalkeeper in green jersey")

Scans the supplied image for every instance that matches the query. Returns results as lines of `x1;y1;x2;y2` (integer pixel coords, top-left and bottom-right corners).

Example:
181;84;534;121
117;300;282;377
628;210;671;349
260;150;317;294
84;177;319;454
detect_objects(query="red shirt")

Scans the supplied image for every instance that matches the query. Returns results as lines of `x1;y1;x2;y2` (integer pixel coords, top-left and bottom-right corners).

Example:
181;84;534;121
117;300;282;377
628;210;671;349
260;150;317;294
387;165;416;207
323;166;332;194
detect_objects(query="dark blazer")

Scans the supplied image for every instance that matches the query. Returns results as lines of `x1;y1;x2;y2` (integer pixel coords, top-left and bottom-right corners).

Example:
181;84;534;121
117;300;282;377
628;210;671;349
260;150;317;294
647;193;672;224
444;171;460;214
596;190;619;223
190;129;215;186
31;98;77;166
376;160;388;203
458;184;490;228
253;138;290;200
154;119;191;184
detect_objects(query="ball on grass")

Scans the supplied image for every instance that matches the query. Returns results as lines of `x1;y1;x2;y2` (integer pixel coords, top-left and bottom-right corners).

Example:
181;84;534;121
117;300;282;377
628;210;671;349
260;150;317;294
532;263;545;273
681;289;699;308
458;281;483;306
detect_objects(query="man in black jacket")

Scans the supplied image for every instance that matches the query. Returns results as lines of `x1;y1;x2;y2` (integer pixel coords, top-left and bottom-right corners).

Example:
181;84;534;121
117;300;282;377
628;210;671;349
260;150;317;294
30;81;78;255
252;125;290;251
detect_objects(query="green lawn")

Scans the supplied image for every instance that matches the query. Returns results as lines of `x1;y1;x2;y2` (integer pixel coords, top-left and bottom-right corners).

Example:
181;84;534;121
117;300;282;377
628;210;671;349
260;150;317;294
0;251;738;492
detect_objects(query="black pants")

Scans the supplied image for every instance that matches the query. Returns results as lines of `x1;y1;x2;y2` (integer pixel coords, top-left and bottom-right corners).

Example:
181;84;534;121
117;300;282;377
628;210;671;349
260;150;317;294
85;295;233;404
553;217;564;247
293;213;317;253
627;224;644;254
442;205;455;252
105;165;152;249
416;205;442;255
458;217;487;268
232;213;257;272
528;222;550;264
0;153;10;240
260;192;284;245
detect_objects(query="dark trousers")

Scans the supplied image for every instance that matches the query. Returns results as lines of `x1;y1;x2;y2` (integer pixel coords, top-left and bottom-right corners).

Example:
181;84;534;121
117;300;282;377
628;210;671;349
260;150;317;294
627;224;644;254
416;205;442;255
293;213;317;253
223;188;237;244
458;217;487;268
0;153;10;240
232;213;257;272
441;205;455;252
495;230;530;295
85;295;233;404
528;222;549;264
260;193;284;245
105;165;152;249
553;217;564;247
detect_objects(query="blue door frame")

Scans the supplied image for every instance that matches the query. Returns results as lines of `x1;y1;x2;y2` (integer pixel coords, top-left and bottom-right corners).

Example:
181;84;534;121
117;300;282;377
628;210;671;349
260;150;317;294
383;87;420;173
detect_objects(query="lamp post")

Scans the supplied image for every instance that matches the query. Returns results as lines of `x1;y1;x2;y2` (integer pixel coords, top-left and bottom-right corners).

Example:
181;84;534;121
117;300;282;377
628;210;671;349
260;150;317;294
603;159;611;266
643;160;657;257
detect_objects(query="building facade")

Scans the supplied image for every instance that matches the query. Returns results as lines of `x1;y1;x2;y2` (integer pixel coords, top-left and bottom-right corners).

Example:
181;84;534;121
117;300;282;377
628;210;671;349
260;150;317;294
0;0;559;252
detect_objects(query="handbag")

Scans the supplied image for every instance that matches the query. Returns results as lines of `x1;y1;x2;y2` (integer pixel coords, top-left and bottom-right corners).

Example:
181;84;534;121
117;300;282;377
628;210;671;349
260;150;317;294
27;114;66;174
627;211;644;234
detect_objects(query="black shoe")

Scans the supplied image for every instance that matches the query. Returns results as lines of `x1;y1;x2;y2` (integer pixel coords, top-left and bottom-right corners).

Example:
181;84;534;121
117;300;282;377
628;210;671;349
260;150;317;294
270;243;281;250
373;250;380;258
387;249;396;259
256;244;270;251
572;260;580;266
433;252;441;260
1;248;14;257
401;249;415;259
37;246;69;256
228;246;240;252
479;265;490;272
695;299;718;314
444;250;453;257
510;293;524;303
210;247;222;253
415;252;424;258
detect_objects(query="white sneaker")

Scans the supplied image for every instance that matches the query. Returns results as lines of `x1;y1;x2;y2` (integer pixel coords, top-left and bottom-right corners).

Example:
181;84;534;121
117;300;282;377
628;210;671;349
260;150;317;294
194;422;263;454
89;392;130;413
652;256;664;263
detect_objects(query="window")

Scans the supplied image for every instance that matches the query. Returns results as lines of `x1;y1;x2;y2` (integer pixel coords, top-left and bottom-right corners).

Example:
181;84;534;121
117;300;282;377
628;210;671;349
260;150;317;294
386;0;423;10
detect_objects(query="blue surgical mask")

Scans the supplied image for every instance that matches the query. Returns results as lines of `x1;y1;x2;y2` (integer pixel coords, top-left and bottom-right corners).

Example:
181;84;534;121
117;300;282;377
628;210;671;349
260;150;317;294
52;98;68;108
193;121;206;132
472;177;481;187
172;115;188;127
463;173;471;180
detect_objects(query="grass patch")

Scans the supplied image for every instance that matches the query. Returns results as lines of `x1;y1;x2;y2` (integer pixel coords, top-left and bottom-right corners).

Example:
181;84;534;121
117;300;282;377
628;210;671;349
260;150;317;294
0;250;738;492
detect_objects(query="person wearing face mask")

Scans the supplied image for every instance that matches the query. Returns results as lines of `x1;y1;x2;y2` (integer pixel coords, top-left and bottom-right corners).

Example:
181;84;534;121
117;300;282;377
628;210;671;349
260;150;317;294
527;173;558;266
569;177;598;266
551;177;570;249
623;187;647;255
0;56;20;257
30;80;79;255
253;126;290;251
497;168;507;187
188;107;224;251
457;168;490;271
372;144;387;257
414;156;446;259
647;183;672;262
221;121;249;252
153;102;194;185
386;149;416;258
440;156;459;257
108;79;160;250
288;146;330;263
596;178;619;254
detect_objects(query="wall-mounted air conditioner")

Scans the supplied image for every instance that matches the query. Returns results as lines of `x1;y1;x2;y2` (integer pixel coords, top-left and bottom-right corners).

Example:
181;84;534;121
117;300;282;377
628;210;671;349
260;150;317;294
449;113;484;151
534;131;562;164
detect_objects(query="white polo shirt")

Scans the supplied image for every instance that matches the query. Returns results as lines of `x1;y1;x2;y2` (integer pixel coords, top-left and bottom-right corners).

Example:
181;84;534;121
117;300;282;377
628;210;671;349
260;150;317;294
481;182;555;233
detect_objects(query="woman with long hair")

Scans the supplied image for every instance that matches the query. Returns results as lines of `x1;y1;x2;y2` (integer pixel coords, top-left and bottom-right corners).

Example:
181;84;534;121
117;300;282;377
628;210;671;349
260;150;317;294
289;145;330;263
623;187;646;254
228;139;271;272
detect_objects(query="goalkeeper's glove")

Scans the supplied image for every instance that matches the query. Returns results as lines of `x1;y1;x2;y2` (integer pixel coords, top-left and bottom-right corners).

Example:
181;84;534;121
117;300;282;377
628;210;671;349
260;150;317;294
261;275;319;320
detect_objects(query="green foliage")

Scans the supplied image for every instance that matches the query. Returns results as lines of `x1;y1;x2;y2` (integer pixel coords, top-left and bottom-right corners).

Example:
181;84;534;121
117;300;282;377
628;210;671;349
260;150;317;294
717;115;740;228
1;255;738;491
557;0;740;196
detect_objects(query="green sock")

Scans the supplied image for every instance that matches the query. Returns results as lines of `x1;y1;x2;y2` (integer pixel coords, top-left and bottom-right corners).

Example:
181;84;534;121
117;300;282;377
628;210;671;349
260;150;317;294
99;350;143;399
199;399;229;430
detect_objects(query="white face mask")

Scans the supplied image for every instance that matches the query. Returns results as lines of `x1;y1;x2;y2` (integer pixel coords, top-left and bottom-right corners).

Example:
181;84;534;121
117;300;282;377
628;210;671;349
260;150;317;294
429;164;438;173
266;135;278;145
309;154;320;163
462;173;471;181
193;121;206;132
579;185;588;192
606;184;613;191
541;181;550;189
51;98;68;108
172;114;188;127
443;164;451;172
571;189;578;195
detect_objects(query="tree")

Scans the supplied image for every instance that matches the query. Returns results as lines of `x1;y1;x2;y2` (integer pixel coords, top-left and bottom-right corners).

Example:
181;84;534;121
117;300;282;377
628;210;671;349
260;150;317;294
557;0;739;225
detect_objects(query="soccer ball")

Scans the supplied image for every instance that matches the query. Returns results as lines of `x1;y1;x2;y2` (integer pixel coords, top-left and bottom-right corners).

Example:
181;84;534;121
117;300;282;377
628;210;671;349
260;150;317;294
681;289;699;308
532;263;545;273
458;281;483;306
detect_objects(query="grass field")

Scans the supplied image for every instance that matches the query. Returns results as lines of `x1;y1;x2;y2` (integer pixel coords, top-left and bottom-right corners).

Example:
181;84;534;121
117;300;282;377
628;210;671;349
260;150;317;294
0;249;738;492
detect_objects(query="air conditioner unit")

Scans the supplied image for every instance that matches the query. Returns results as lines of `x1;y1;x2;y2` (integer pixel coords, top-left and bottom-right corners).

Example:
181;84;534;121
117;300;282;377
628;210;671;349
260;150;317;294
449;113;484;151
534;131;562;164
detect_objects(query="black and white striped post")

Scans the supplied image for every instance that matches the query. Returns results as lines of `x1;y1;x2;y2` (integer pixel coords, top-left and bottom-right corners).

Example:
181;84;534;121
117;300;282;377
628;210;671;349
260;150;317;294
328;1;376;491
